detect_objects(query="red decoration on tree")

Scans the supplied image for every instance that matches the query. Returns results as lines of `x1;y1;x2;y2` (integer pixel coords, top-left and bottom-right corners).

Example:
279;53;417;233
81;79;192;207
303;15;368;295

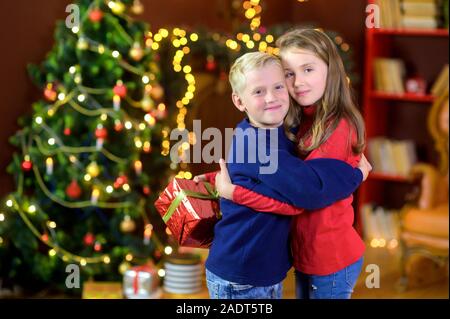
205;54;217;72
114;121;124;132
113;82;127;98
66;180;82;199
206;59;217;71
21;159;33;171
114;175;128;188
143;186;151;195
95;127;108;139
64;128;71;136
89;8;103;23
94;241;102;252
44;85;57;102
41;233;49;242
154;250;162;259
84;233;95;246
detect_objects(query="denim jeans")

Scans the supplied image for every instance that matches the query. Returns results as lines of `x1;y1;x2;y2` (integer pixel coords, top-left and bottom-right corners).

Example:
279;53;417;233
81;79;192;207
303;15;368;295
295;257;364;299
205;269;283;299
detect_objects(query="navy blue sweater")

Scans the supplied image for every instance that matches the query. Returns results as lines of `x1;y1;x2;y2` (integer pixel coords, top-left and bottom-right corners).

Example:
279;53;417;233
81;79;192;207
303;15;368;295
205;119;363;286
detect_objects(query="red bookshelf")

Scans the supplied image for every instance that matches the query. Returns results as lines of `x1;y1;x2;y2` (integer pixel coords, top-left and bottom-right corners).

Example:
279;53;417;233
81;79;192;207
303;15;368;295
370;92;436;103
356;0;449;237
373;28;449;37
368;172;410;183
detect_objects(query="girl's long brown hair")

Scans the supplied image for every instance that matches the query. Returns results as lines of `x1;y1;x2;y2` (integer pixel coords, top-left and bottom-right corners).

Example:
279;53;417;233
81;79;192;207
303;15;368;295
279;28;365;155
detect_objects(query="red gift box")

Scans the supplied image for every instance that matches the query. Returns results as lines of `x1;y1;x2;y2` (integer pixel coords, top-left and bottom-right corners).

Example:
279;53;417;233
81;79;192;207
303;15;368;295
154;178;220;248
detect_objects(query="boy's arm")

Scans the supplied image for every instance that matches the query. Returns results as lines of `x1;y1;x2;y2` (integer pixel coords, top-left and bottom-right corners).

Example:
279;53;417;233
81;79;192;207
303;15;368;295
250;119;364;210
234;151;363;210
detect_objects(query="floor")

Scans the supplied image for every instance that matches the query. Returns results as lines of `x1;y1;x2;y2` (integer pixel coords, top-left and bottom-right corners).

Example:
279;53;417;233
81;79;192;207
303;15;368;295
2;244;447;299
281;245;449;299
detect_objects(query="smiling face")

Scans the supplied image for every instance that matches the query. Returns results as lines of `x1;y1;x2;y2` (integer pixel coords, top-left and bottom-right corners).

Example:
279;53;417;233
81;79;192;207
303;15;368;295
281;48;328;108
232;61;290;129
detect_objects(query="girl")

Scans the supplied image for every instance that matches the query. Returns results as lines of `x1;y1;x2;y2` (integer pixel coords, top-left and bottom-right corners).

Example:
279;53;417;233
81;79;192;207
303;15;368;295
214;28;367;299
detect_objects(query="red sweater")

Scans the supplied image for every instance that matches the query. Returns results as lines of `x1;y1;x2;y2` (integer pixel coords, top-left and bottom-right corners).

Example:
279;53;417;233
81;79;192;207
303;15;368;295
230;111;365;275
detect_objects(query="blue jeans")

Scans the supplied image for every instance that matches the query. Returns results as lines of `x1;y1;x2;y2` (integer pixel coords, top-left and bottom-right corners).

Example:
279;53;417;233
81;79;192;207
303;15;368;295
205;269;283;299
295;257;364;299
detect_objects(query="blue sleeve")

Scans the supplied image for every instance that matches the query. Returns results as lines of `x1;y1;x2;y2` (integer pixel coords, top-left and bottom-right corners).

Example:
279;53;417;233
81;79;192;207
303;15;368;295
250;150;362;210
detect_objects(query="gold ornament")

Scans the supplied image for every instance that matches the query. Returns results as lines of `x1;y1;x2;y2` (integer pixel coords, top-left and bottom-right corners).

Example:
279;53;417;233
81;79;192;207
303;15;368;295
150;84;164;100
129;42;144;61
119;261;131;275
131;0;144;14
86;161;100;178
111;1;125;14
120;215;136;233
141;95;154;111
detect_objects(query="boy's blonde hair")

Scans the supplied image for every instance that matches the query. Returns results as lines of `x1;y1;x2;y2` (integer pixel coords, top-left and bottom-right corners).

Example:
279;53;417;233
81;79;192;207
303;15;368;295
229;52;282;95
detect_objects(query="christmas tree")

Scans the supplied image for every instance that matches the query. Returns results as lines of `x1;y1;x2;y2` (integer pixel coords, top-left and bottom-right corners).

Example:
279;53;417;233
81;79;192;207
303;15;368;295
0;0;176;293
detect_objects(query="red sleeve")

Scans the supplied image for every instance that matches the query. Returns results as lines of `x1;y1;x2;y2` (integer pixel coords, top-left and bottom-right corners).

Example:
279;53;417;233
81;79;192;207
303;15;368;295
232;185;304;216
306;118;361;167
204;171;219;187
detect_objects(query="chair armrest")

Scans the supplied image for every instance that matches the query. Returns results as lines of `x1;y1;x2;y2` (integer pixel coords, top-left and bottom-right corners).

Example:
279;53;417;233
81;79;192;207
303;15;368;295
409;163;440;210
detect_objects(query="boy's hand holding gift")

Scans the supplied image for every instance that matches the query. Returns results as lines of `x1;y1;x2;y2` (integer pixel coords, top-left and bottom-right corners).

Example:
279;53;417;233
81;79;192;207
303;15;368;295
154;178;221;248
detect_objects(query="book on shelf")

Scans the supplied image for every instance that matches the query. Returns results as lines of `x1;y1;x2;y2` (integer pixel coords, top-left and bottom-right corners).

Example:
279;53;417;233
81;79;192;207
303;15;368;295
373;58;406;94
361;204;400;244
368;137;417;176
402;16;439;29
430;64;449;96
402;1;438;16
401;0;442;29
377;0;403;28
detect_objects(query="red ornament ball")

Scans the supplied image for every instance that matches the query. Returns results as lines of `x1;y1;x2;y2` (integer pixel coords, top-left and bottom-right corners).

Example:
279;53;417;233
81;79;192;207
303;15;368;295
143;186;151;195
21;160;33;171
94;241;102;252
89;8;103;22
113;83;127;98
114;122;124;132
95;127;108;139
83;233;95;246
44;87;57;102
66;180;82;199
114;175;128;188
206;60;217;71
64;128;71;136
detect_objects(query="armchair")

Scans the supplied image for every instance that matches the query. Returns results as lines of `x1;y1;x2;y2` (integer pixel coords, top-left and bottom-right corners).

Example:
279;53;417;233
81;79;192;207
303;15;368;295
399;89;449;289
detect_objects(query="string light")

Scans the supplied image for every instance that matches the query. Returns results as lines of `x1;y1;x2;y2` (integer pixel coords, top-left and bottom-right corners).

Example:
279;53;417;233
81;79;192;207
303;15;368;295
164;246;173;255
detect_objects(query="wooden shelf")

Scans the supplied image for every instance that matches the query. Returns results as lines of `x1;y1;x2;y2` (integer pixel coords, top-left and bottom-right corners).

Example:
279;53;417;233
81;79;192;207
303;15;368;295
372;28;449;37
370;92;435;103
368;172;411;183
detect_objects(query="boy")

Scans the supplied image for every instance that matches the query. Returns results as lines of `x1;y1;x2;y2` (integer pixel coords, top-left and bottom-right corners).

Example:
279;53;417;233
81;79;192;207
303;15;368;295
199;52;369;299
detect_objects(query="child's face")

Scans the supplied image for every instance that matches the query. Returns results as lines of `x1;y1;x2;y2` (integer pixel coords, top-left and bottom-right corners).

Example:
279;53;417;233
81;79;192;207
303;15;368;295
281;48;328;108
232;62;289;129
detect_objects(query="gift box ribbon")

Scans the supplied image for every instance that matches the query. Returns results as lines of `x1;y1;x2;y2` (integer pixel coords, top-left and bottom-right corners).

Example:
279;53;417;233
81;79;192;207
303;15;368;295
162;182;220;223
132;265;156;295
